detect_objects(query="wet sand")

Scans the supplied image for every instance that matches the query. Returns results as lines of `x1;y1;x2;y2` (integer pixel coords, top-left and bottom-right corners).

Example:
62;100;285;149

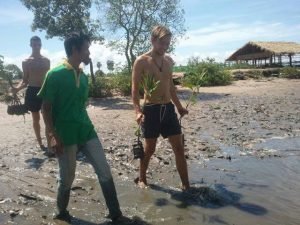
0;78;299;225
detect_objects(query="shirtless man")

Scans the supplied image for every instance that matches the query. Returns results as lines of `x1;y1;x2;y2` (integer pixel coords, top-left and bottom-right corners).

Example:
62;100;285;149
12;36;51;151
132;25;190;190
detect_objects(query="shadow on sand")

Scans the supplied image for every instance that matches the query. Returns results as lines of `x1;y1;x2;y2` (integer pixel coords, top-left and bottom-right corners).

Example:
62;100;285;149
89;97;132;110
150;183;267;216
70;215;151;225
25;147;55;170
89;90;228;111
177;89;230;102
25;157;47;170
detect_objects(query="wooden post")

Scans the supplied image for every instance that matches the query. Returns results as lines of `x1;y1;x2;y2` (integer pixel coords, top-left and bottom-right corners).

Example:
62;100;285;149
89;58;96;85
270;55;273;66
289;54;292;67
279;55;282;66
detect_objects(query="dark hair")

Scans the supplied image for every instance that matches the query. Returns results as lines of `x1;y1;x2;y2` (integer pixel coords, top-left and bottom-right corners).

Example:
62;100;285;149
30;36;41;44
64;32;90;57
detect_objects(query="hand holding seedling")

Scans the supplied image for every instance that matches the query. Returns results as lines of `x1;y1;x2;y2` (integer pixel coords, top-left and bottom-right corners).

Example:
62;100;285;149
178;107;189;118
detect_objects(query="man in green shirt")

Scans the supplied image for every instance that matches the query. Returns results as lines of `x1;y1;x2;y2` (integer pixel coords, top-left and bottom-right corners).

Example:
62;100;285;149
38;32;123;223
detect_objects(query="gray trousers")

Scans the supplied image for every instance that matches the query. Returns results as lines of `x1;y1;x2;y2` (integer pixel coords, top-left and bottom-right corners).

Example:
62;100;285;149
57;137;122;219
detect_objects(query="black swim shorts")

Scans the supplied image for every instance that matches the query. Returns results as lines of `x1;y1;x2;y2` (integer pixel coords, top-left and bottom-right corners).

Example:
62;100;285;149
141;102;182;139
25;86;42;112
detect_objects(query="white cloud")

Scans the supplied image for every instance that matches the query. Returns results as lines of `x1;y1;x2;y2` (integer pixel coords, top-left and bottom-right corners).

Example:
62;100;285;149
41;49;65;68
177;22;300;48
4;54;27;68
3;42;125;73
173;22;300;65
171;50;234;66
89;42;126;72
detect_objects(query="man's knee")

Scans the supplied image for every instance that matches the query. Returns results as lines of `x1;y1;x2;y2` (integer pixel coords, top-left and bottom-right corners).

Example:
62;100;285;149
58;174;75;189
172;144;184;156
144;139;157;156
97;166;113;183
145;146;156;156
32;112;40;123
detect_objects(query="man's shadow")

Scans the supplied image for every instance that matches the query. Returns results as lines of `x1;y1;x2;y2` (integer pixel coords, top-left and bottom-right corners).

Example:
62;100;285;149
150;183;267;216
70;215;152;225
25;157;47;170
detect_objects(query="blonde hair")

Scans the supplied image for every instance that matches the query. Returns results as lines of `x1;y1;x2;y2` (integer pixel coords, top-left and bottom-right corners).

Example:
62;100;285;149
151;25;172;40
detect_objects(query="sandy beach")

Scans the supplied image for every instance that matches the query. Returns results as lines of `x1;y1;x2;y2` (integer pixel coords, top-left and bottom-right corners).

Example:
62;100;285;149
0;78;299;225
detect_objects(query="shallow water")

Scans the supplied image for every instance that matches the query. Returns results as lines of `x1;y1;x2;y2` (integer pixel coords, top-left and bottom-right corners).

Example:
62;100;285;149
1;136;299;225
116;136;300;225
255;136;300;155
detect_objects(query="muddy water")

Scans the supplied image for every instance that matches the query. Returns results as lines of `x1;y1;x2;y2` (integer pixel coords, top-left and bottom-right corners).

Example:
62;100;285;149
2;139;298;225
115;136;300;225
1;79;299;225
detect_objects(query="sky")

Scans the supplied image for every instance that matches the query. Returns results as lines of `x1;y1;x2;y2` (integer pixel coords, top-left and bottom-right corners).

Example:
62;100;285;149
0;0;299;72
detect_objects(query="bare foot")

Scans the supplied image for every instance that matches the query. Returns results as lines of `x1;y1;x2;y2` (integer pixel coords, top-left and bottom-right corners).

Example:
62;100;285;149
137;181;148;189
38;144;46;151
181;184;191;191
134;177;148;189
44;147;55;157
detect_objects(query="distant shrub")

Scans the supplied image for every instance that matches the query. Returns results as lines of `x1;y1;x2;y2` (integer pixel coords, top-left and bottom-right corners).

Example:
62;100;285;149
89;68;132;97
89;76;113;98
247;70;264;79
173;65;188;72
110;72;132;96
280;67;300;79
0;79;8;96
184;57;232;86
225;63;256;70
230;68;281;80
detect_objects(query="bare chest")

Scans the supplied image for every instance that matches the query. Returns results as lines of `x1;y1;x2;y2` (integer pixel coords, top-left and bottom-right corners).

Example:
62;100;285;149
144;61;172;83
27;59;49;73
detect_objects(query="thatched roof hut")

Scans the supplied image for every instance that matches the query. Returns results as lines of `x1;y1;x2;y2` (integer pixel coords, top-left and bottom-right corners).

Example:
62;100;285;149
226;41;300;67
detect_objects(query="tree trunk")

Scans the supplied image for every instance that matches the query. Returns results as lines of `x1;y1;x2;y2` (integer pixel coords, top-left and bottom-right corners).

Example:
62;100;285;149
89;58;95;85
125;30;132;73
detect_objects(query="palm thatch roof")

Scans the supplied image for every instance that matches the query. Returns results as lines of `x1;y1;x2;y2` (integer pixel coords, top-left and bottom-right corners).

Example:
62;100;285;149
226;41;300;61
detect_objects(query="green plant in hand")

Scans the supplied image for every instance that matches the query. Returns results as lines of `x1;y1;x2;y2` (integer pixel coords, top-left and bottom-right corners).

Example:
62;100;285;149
141;73;160;98
182;69;207;109
134;74;160;137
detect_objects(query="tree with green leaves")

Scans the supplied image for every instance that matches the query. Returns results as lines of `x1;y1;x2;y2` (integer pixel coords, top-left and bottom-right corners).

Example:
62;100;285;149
0;55;4;78
0;56;22;97
20;0;102;40
95;61;104;76
4;64;23;80
97;61;102;70
0;56;22;80
106;60;114;72
95;0;186;71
